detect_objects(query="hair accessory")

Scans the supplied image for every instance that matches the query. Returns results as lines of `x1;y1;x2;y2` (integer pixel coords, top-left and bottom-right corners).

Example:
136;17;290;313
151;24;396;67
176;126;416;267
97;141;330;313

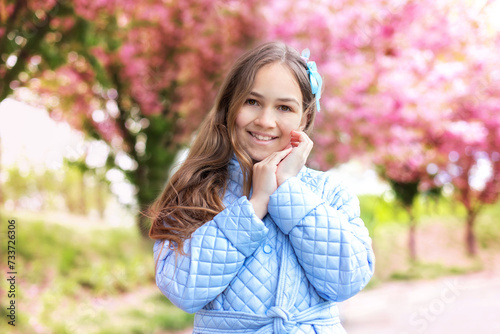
301;48;322;112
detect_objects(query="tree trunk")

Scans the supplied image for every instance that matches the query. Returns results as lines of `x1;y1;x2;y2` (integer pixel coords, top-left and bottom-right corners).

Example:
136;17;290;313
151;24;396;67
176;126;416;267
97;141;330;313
465;209;478;256
388;180;419;262
407;207;417;262
131;114;180;238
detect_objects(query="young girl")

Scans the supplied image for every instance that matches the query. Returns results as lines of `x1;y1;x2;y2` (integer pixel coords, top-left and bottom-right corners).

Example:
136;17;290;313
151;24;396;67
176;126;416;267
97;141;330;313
149;42;374;334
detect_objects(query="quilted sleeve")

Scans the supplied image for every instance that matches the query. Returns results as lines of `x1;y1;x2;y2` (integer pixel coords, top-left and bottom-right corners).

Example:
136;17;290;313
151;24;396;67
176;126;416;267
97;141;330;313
154;196;268;313
267;175;374;302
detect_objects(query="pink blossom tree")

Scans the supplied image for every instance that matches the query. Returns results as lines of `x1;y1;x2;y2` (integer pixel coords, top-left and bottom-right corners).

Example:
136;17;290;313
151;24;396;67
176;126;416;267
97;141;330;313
263;0;500;258
3;0;264;234
0;0;78;101
46;0;265;234
432;58;500;255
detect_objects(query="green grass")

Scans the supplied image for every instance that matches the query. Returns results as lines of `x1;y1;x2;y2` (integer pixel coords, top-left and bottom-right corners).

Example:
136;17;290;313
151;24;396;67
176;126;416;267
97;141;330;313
358;193;500;251
358;194;500;282
15;218;155;295
389;260;483;281
0;211;193;334
358;194;468;228
123;293;196;332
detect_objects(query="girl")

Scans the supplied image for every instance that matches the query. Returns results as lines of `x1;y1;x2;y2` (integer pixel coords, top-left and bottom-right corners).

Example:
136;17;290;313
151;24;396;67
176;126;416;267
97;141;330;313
149;42;374;334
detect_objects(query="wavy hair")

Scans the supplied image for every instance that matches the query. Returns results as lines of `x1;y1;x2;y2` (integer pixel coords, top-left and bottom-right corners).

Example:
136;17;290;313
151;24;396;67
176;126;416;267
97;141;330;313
148;41;318;253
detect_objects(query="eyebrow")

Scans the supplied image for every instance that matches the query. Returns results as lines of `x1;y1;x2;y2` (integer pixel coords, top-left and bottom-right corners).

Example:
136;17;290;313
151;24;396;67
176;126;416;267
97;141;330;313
249;91;300;107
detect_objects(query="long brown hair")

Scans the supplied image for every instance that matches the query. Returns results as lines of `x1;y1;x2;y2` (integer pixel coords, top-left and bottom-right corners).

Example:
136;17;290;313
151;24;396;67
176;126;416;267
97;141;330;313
148;41;318;253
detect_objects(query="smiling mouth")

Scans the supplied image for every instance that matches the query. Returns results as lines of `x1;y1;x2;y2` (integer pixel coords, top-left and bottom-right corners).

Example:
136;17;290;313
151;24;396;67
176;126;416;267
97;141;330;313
249;132;278;141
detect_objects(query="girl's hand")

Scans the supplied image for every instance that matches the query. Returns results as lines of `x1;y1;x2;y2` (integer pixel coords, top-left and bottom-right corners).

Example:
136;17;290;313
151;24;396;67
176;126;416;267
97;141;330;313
276;130;313;186
249;147;293;219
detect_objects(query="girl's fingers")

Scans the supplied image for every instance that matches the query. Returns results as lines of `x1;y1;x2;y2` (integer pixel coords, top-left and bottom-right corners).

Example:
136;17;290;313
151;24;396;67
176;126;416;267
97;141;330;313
257;147;292;168
290;131;305;147
272;147;293;162
290;131;312;153
290;131;306;146
291;130;311;142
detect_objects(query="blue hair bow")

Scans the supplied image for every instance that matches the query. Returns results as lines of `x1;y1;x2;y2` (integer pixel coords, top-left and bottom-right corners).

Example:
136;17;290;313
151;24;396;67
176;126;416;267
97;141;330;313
301;48;322;112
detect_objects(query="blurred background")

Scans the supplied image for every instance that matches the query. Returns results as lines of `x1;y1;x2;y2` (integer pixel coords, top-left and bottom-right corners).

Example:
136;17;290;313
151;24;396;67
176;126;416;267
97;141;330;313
1;0;499;333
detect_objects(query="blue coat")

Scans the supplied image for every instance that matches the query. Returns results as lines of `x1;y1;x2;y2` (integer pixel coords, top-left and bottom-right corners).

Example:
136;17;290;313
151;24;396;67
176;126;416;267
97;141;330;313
154;157;375;333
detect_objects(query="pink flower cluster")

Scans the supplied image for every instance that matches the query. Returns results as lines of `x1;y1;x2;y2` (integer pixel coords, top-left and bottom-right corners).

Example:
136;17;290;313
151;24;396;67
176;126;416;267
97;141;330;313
263;0;500;208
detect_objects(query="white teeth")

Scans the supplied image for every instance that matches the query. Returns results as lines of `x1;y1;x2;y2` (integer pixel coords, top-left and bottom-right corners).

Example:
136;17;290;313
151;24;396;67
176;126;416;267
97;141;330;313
251;133;275;141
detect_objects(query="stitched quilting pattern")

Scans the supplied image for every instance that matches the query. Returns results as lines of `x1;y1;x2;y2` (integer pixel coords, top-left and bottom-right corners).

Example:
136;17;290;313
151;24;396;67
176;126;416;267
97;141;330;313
155;195;269;313
156;158;374;332
268;172;374;302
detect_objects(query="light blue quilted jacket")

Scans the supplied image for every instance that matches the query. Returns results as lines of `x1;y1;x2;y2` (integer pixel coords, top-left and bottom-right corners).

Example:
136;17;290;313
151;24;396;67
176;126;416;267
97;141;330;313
154;157;375;334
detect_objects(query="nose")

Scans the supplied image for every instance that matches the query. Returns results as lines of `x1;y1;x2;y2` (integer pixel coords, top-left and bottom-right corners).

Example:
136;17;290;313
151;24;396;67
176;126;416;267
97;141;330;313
254;107;276;128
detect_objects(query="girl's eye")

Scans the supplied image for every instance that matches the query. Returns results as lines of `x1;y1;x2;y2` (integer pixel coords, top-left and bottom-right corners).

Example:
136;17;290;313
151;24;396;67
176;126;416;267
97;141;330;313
246;99;258;106
278;105;292;112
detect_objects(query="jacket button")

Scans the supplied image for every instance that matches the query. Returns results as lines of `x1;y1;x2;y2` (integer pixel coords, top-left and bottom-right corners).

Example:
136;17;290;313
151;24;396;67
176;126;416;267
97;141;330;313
263;244;272;254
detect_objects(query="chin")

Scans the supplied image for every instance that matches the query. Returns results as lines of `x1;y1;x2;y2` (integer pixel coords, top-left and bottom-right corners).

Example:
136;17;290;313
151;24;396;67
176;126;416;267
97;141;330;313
250;155;265;163
249;150;273;163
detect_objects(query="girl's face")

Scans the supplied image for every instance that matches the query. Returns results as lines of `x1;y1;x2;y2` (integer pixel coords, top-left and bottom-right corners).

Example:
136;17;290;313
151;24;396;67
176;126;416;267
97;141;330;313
235;63;307;162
